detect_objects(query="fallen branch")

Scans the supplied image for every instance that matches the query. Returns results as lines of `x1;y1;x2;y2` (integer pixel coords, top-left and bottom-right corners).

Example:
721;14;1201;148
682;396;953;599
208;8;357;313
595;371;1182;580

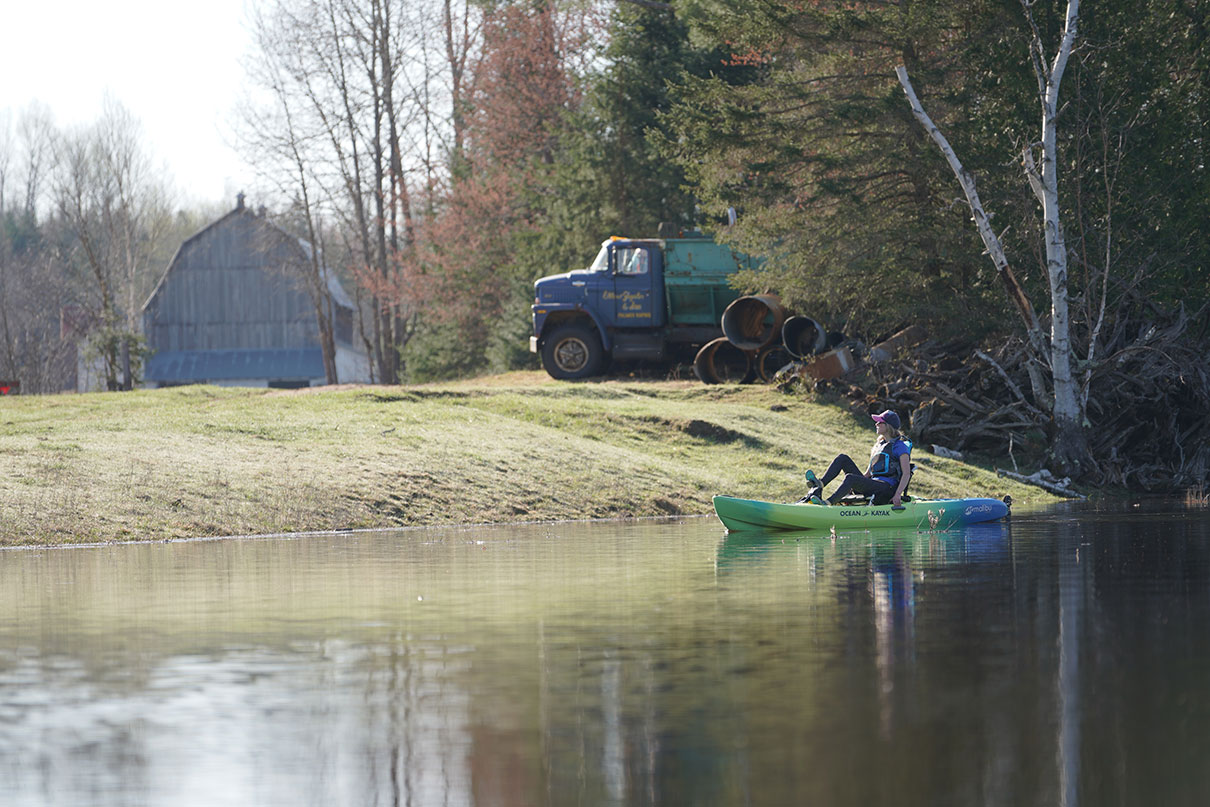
895;65;1047;354
996;468;1086;499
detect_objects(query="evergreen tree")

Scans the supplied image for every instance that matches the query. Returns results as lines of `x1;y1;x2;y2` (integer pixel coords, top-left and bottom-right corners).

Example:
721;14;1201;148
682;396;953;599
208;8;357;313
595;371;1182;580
666;0;1210;342
663;0;997;339
534;3;757;277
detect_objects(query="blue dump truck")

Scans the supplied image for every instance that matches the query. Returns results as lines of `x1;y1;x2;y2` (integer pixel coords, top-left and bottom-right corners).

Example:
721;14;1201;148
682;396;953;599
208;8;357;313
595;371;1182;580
530;233;761;379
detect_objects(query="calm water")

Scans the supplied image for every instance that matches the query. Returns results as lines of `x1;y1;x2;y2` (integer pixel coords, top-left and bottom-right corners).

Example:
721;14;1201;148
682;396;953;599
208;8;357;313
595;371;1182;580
2;500;1209;806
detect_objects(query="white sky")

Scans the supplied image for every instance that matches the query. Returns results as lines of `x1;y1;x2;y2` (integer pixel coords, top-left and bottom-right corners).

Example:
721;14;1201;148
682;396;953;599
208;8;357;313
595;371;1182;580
1;0;255;209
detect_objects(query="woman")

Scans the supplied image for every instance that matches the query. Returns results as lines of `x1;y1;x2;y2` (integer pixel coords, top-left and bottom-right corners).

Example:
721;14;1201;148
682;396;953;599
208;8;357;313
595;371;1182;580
805;410;912;507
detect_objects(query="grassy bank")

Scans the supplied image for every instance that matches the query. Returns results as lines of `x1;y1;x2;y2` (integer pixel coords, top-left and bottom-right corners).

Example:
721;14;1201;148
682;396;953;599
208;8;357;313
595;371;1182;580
0;372;1061;546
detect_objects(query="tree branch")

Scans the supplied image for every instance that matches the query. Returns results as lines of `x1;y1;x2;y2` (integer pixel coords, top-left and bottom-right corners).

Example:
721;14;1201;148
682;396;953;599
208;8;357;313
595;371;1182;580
895;65;1047;354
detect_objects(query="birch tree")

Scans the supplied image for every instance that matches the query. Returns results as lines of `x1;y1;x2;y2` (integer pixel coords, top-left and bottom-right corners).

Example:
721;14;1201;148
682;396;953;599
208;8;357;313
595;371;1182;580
897;0;1089;473
0;111;11;217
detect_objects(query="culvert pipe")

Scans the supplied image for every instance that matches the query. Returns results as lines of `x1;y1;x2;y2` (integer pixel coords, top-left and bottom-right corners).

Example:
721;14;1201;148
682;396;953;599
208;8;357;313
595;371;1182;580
781;315;827;358
755;344;793;382
720;294;785;351
693;337;755;384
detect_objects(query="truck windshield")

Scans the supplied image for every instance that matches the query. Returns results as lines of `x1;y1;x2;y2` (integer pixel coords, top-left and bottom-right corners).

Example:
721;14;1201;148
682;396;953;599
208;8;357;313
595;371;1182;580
589;244;610;273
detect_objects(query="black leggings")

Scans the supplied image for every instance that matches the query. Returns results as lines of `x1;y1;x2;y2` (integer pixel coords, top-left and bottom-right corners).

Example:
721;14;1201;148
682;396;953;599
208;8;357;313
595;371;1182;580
817;454;896;504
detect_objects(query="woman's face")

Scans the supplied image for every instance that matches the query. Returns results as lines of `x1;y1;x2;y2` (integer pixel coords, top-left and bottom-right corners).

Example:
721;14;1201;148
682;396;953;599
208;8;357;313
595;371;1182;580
875;420;893;439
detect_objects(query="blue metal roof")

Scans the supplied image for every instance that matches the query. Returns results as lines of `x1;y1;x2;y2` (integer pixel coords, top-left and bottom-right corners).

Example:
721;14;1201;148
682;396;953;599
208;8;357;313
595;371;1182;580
145;348;325;383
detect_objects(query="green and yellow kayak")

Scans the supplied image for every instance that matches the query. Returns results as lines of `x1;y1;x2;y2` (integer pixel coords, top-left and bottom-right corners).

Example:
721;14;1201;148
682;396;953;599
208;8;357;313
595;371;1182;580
712;494;1009;532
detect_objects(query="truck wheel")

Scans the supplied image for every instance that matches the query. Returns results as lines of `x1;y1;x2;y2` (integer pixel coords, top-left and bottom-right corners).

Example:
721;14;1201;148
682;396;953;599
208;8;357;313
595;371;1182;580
541;324;604;379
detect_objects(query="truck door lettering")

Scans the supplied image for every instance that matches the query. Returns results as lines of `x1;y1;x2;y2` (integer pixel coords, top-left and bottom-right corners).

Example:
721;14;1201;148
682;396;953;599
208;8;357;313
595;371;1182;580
602;290;647;307
604;289;650;318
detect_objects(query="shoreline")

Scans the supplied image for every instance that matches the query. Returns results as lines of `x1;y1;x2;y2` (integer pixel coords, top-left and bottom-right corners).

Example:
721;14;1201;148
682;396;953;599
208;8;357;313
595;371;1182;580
0;373;1063;546
0;511;720;552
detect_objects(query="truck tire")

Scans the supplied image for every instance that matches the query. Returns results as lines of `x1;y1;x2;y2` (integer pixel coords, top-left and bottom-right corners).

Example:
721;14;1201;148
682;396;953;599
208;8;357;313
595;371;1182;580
541;324;605;379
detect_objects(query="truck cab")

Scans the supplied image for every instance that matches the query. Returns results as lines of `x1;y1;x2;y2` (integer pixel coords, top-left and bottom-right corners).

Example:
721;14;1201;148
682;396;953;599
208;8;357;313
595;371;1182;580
530;234;752;379
531;238;664;378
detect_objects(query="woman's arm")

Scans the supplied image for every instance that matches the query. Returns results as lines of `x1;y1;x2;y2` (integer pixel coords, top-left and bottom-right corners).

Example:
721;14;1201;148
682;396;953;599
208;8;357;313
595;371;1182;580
892;453;911;506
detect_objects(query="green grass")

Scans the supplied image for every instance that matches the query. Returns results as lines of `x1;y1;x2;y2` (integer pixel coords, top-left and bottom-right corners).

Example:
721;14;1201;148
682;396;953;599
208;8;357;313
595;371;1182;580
0;371;1062;546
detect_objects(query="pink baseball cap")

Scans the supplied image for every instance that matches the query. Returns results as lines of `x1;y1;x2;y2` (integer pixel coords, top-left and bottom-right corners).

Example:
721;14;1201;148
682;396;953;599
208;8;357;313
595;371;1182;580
872;410;901;429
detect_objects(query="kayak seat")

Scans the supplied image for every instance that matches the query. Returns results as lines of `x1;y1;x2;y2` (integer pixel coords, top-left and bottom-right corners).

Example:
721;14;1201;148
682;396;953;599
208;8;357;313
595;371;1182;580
865;462;918;506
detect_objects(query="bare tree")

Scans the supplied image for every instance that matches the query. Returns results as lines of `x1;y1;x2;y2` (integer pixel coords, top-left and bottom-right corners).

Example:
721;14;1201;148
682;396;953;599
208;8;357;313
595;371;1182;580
241;9;341;384
51;98;171;391
0;110;11;217
896;0;1088;473
242;0;486;384
0;106;79;393
0;242;76;394
18;103;56;218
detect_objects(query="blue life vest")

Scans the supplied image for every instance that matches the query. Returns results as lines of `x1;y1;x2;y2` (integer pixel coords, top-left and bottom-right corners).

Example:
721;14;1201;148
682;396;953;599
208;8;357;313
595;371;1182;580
868;438;912;483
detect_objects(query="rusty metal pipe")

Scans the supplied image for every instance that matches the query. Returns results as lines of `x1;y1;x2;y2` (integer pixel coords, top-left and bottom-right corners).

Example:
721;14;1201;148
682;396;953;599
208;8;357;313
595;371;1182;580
755;344;793;382
721;294;785;351
694;337;755;384
781;315;827;359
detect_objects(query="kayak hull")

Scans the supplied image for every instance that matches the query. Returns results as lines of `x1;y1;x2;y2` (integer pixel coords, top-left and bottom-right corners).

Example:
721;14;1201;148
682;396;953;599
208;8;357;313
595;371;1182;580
712;494;1008;532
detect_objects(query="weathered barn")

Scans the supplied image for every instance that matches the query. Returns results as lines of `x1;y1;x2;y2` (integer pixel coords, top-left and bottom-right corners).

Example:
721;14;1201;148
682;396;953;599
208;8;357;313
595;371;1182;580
141;195;371;388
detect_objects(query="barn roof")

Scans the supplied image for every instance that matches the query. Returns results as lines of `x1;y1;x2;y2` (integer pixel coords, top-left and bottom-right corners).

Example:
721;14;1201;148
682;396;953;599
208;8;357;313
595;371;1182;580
141;196;356;315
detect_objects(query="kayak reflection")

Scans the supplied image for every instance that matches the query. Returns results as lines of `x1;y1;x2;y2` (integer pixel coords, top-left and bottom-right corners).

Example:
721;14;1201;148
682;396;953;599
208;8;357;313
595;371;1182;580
715;521;1012;573
715;521;1014;742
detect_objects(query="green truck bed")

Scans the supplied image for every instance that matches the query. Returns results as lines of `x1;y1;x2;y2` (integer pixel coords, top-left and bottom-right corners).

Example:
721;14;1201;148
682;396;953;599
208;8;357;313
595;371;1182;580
661;238;760;326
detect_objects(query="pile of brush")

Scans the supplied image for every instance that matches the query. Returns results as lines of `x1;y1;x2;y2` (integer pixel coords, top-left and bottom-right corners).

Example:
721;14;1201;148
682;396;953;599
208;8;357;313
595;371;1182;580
788;303;1210;490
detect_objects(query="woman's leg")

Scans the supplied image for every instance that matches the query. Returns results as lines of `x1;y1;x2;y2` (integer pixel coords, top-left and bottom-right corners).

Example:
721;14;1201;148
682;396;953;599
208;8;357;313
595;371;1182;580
827;475;895;505
807;454;863;500
819;454;863;487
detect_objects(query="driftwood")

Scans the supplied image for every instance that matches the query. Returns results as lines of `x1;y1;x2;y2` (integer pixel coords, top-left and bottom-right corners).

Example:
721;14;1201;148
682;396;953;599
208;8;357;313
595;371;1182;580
996;468;1086;499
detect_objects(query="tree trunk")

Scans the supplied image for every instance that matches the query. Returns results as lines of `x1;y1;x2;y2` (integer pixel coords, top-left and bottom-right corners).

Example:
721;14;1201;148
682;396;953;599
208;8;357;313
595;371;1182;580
317;300;338;384
897;0;1091;477
120;337;132;391
1029;0;1089;475
367;1;398;386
